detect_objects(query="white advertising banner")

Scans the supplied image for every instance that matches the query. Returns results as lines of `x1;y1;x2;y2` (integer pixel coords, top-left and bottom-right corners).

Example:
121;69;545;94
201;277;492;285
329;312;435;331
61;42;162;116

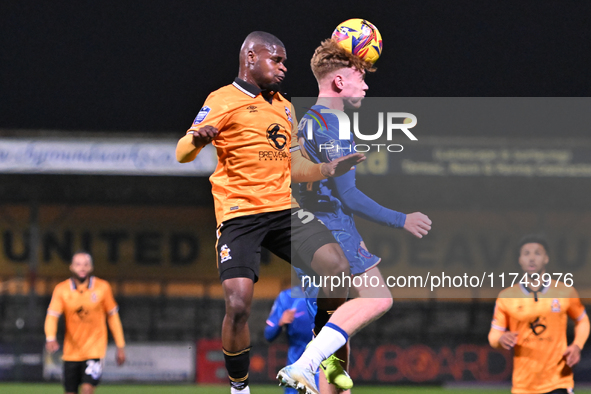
43;343;196;382
0;138;216;176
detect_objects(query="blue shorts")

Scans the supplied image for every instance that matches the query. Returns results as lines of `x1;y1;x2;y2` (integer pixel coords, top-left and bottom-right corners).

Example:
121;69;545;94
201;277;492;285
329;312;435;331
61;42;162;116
317;211;381;276
295;210;381;317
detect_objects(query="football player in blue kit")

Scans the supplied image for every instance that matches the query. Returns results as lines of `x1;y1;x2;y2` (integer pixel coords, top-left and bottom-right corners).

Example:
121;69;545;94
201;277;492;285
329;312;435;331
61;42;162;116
288;38;432;394
265;287;318;394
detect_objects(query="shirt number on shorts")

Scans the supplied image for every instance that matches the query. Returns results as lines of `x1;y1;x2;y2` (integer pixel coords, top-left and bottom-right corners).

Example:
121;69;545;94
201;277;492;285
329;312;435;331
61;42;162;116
85;359;103;380
292;209;315;224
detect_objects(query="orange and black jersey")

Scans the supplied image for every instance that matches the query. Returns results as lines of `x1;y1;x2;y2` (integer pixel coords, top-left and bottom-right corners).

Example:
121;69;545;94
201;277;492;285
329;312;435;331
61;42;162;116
184;78;293;225
46;276;124;361
490;281;587;393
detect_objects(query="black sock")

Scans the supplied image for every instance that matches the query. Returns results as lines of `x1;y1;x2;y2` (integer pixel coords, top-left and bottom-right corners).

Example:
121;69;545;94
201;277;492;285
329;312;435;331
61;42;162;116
314;308;333;336
223;346;251;390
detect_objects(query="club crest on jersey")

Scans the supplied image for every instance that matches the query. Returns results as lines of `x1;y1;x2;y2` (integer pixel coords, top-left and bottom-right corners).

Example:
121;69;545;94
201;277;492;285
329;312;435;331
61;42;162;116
325;139;344;161
551;298;561;312
285;106;292;122
91;293;97;302
193;106;211;125
220;244;232;263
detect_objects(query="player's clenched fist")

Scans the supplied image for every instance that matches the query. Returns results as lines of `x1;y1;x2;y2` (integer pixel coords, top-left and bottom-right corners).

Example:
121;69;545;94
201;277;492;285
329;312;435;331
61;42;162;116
45;339;60;353
403;212;432;239
191;125;219;149
499;331;519;350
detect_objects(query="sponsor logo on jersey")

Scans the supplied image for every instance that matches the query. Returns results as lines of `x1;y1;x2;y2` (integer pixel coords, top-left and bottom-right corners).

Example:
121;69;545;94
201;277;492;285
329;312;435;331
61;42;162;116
259;123;289;161
220;244;232;263
247;105;258;113
266;123;288;150
193;106;211;125
529;316;547;336
75;306;89;320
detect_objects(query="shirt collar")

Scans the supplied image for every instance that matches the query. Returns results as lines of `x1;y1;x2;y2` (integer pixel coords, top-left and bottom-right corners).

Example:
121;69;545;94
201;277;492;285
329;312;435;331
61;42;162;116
70;276;94;291
519;281;550;299
232;78;283;101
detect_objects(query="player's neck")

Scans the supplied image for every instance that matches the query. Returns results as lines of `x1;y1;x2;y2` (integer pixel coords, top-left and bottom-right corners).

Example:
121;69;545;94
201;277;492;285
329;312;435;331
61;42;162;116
315;95;344;111
72;276;90;288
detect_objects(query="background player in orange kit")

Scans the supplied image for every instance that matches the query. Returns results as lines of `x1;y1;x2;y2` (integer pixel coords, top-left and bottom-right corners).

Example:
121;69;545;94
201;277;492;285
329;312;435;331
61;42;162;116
45;252;126;394
489;235;590;394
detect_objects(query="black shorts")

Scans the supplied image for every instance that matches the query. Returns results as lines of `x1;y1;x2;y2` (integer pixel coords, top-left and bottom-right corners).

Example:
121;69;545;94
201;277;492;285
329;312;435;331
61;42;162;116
216;208;336;282
544;389;573;394
64;359;103;393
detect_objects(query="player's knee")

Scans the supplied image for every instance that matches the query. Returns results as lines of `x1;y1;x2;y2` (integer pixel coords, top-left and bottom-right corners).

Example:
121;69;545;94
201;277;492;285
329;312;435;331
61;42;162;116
375;294;393;314
226;298;251;324
80;383;95;394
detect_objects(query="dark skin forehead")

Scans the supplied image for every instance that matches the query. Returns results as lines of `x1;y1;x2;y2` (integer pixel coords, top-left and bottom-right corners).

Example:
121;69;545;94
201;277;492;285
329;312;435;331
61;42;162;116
250;42;286;59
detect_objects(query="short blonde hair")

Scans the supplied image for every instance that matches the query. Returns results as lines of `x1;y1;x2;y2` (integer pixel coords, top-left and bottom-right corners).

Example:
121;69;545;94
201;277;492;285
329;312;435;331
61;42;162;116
311;39;376;81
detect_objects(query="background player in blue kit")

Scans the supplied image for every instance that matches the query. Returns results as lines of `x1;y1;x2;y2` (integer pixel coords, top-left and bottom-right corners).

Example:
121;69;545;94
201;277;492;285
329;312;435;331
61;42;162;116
265;287;317;394
290;39;432;394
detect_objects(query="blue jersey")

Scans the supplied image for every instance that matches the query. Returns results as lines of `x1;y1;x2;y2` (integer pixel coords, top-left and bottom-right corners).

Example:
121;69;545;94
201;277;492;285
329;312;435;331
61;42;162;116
265;287;313;364
298;105;406;230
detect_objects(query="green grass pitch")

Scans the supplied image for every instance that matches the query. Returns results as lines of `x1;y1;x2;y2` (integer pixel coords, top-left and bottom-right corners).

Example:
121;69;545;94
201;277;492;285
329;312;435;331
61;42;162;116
3;384;591;394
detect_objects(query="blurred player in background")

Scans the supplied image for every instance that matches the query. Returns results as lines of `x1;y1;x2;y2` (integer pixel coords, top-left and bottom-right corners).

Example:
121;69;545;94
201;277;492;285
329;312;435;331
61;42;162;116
489;235;590;394
279;39;432;394
265;287;316;394
45;252;126;394
176;30;365;394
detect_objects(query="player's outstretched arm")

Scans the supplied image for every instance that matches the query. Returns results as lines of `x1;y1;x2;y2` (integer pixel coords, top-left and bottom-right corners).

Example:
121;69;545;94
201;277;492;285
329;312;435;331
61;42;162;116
176;125;219;163
332;168;430;236
403;212;432;239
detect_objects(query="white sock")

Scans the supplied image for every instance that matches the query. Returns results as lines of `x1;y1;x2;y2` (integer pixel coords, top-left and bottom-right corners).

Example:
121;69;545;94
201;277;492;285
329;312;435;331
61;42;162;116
231;386;250;394
293;323;348;371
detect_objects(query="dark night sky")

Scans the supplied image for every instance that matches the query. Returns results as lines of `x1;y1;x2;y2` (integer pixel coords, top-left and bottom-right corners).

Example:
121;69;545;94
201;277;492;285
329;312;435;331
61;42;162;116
1;0;590;134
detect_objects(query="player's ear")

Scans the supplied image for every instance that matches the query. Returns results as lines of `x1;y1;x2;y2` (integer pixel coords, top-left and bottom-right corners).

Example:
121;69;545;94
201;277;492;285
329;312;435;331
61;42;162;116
333;74;344;91
247;50;257;66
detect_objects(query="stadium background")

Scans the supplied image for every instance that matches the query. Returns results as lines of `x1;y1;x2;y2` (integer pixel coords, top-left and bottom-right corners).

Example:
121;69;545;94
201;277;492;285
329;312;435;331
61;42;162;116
1;0;591;392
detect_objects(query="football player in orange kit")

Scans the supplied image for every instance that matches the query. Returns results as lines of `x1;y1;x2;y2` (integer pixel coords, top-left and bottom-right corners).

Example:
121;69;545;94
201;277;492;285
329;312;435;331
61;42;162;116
489;235;589;394
45;252;125;394
176;31;364;394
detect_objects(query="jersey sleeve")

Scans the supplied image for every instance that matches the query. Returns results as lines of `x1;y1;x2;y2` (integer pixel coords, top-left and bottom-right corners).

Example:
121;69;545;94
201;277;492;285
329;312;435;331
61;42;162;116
177;92;232;163
102;282;119;316
265;291;288;342
47;286;64;317
331;169;406;228
187;92;231;134
45;286;64;341
490;298;509;332
567;287;587;322
300;112;347;164
291;113;325;183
